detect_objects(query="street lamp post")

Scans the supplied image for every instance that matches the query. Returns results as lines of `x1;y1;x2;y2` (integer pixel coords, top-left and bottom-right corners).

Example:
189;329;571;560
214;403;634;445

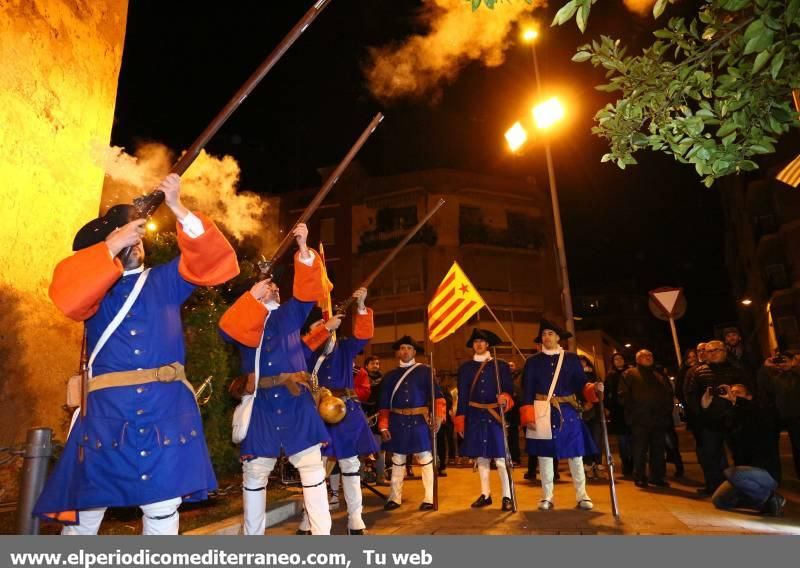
525;30;577;351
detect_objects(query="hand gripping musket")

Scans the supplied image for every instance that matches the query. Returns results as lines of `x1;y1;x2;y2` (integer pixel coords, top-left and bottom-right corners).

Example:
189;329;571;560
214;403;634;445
594;347;620;518
492;347;518;512
257;113;385;279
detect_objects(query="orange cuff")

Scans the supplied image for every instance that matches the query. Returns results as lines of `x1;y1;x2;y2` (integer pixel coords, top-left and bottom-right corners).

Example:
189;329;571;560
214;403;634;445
435;397;446;420
303;323;331;351
454;414;465;435
177;211;239;286
378;409;390;431
583;383;600;404
293;249;325;302
43;510;78;524
219;292;268;347
498;392;514;411
520;404;535;427
353;308;374;340
49;242;123;321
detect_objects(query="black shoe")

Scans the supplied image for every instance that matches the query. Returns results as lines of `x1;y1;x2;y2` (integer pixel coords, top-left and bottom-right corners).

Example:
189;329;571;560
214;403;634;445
763;493;786;517
674;467;685;478
438;469;448;477
501;497;513;512
384;500;401;511
650;479;670;488
419;502;435;511
347;528;365;535
696;487;713;497
295;529;312;535
554;471;561;481
471;494;492;508
634;480;649;488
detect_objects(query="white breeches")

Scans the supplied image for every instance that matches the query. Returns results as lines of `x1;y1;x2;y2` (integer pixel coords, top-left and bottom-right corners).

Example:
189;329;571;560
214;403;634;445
537;456;589;503
476;457;510;499
61;497;182;535
388;451;434;504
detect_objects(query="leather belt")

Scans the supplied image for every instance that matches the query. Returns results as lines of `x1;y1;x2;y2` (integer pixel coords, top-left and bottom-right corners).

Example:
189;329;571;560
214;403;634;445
258;371;311;396
469;401;502;424
89;363;191;393
391;406;429;417
330;388;359;401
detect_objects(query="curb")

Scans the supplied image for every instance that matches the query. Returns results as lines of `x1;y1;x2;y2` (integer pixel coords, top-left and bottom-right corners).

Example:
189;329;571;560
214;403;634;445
184;499;302;535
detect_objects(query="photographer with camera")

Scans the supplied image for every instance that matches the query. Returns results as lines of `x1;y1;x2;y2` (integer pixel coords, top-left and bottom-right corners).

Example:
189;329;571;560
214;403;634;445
686;340;754;495
757;348;800;482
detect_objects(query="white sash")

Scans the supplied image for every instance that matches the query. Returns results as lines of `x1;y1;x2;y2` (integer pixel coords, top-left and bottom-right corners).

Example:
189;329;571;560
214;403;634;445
389;363;421;410
526;350;565;441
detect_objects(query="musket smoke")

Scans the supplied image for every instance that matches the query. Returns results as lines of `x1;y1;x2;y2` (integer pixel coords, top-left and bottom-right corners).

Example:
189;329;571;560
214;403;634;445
93;142;273;242
623;0;657;17
365;0;539;102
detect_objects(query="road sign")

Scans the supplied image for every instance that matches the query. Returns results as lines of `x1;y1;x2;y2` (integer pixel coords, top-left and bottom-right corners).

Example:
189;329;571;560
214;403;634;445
648;287;687;367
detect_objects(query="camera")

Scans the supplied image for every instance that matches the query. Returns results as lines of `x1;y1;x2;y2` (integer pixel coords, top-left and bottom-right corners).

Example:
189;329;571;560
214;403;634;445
714;386;729;396
772;354;788;364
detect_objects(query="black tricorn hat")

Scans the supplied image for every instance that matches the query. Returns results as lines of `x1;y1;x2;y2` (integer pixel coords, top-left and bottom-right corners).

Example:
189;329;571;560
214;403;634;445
466;328;502;348
72;204;139;251
300;306;325;336
392;335;425;354
534;318;572;344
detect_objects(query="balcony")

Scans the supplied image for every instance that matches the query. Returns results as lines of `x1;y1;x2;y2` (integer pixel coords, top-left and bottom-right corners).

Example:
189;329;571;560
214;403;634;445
459;223;545;250
358;224;437;253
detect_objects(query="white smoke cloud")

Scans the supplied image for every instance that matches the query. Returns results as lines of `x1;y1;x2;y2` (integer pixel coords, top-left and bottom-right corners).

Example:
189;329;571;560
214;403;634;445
92;142;274;243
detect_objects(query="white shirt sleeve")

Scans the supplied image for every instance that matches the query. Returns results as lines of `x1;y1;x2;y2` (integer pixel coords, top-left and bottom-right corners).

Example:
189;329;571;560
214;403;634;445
178;211;205;239
297;249;316;267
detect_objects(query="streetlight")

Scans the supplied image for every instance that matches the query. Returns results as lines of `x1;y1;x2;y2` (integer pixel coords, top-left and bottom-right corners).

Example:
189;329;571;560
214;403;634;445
741;298;753;306
505;121;528;153
511;27;577;351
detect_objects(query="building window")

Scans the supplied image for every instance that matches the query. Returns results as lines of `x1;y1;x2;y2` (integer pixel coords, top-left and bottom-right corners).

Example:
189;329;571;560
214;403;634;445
376;206;417;232
582;297;603;312
320;217;335;245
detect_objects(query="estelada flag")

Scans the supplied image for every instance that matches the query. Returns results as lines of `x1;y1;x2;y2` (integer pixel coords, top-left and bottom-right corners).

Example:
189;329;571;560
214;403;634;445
428;262;486;343
777;153;800;188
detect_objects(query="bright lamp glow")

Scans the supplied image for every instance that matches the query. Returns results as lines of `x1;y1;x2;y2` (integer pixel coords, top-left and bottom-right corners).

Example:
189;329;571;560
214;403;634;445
522;28;539;43
146;221;158;232
505;121;528;152
533;97;565;130
741;298;753;306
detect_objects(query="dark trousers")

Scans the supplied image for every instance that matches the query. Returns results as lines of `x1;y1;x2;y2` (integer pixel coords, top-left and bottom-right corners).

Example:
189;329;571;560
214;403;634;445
507;424;521;463
763;416;800;483
665;426;684;475
437;421;455;470
632;424;666;483
616;433;634;475
699;428;729;491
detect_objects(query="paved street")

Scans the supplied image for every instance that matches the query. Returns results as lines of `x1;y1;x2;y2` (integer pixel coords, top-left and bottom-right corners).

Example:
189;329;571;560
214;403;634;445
264;431;800;535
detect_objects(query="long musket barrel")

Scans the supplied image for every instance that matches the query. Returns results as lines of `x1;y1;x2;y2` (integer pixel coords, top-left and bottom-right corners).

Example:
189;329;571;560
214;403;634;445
133;0;335;218
593;347;620;518
258;112;385;279
492;348;518;513
334;198;445;314
430;352;439;511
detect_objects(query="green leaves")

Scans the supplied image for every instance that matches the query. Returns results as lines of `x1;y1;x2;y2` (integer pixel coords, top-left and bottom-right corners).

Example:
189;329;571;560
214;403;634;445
552;1;579;26
653;0;669;19
568;0;799;184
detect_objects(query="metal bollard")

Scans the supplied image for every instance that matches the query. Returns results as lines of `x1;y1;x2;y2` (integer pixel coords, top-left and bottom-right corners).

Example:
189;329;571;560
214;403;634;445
16;427;53;535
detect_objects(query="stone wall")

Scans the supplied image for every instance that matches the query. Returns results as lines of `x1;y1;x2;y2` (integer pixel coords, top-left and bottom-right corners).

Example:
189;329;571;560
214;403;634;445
0;0;128;443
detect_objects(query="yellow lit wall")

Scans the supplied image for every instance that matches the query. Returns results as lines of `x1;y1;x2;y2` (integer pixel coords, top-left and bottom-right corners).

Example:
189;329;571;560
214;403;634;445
0;0;128;443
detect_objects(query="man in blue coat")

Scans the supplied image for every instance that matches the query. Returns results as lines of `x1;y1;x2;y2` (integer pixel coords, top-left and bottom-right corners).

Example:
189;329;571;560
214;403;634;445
455;329;515;511
378;336;446;511
219;223;332;536
295;288;379;534
35;174;239;534
520;319;603;511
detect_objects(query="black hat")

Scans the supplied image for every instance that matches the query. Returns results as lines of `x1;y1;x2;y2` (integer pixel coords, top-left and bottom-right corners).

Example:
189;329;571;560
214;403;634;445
721;325;741;336
534;318;572;344
301;306;324;336
466;328;502;348
72;204;139;251
391;335;425;354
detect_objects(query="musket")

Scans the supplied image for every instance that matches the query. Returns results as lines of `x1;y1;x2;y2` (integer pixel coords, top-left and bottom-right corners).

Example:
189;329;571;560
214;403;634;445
129;0;334;219
333;198;446;315
257;113;385;279
492;347;518;513
593;346;620;518
430;351;439;511
78;328;89;463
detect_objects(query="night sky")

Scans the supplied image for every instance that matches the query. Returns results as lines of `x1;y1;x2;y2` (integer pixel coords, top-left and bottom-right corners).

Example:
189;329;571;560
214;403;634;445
111;0;739;363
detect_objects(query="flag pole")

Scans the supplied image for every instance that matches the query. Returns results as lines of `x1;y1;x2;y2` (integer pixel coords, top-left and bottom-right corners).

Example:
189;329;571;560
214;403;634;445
482;304;527;361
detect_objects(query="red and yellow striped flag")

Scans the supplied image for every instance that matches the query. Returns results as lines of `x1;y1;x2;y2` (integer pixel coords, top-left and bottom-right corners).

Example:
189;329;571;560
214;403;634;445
777;154;800;188
428;262;485;343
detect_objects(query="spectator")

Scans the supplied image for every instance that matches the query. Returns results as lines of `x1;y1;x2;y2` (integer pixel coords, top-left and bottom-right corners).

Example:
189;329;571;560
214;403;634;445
360;355;388;485
604;352;633;477
619;350;674;488
711;466;785;517
723;326;757;378
757;349;800;482
437;376;456;477
507;361;522;466
685;340;752;495
579;355;605;479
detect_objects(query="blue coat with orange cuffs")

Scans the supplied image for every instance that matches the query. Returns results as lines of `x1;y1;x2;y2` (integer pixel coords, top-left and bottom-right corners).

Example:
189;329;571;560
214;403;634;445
219;251;331;459
378;365;446;455
520;351;599;460
301;311;380;459
455;359;515;459
34;212;239;523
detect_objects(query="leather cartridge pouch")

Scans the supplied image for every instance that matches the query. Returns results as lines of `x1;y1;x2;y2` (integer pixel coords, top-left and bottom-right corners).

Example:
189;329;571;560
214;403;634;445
66;375;82;408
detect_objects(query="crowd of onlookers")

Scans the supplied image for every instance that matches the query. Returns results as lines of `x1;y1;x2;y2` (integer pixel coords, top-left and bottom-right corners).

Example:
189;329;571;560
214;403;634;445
354;327;798;517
